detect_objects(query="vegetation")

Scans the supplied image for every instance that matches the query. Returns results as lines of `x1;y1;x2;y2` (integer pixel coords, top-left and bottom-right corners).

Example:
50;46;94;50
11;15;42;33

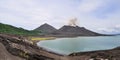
31;37;56;41
0;23;40;35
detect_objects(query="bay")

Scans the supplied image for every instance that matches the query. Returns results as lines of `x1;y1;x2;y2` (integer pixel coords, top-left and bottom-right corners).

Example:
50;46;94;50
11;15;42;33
37;36;120;55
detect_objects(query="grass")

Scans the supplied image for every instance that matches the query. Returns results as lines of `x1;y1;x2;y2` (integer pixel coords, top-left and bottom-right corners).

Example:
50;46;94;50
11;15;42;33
30;37;56;41
0;23;40;36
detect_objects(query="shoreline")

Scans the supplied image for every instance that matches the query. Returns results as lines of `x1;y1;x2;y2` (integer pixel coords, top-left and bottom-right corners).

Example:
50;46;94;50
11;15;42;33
37;41;120;56
34;35;119;56
0;34;120;60
31;34;115;42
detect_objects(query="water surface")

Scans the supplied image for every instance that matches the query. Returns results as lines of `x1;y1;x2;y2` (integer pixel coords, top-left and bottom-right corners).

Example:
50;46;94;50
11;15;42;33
37;36;120;55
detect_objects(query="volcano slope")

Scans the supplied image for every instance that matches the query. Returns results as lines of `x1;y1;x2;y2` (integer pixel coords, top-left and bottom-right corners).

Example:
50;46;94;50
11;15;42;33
34;23;57;34
50;25;105;37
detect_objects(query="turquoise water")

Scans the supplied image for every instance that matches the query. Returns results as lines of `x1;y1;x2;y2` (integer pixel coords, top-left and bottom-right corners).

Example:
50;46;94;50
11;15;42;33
37;36;120;55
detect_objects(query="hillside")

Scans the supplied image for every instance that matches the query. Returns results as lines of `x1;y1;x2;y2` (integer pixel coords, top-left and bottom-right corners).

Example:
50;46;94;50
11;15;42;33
0;23;39;35
51;25;105;37
34;23;106;37
34;23;57;34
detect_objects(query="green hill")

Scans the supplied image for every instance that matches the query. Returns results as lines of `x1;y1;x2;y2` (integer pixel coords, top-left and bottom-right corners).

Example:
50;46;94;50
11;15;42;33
0;23;39;35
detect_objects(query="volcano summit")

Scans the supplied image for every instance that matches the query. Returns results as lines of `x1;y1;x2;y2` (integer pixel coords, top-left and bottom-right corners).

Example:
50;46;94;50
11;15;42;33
34;18;105;37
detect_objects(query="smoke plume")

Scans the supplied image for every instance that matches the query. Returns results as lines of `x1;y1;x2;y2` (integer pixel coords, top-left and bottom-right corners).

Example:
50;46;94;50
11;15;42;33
68;18;77;27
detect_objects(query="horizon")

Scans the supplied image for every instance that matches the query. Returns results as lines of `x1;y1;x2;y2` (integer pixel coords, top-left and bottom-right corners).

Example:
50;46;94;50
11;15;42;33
0;0;120;34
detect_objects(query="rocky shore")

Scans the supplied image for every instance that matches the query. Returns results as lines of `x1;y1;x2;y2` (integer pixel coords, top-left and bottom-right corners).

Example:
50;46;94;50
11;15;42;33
68;47;120;60
0;34;120;60
0;34;53;60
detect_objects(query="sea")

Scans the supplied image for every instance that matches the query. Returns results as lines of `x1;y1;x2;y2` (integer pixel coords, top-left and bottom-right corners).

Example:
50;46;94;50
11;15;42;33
37;35;120;55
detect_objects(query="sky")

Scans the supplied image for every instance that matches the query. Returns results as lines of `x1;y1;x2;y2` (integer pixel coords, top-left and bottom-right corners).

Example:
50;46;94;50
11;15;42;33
0;0;120;34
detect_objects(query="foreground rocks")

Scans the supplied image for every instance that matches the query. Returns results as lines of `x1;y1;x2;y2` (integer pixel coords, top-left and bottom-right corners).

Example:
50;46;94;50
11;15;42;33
0;34;53;60
69;47;120;60
0;34;120;60
0;42;24;60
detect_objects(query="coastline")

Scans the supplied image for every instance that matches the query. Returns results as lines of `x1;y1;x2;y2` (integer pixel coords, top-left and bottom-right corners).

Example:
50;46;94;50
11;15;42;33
0;34;120;60
34;35;120;60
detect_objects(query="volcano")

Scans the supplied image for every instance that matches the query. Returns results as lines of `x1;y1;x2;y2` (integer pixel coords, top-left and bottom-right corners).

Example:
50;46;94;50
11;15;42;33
51;25;104;36
34;23;57;33
34;23;105;36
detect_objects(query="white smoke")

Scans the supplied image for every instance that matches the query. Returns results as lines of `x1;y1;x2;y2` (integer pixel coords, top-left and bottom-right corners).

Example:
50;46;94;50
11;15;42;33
68;18;77;27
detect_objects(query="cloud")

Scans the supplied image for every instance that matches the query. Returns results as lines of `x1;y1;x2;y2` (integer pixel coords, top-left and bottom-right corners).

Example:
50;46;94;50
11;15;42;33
0;0;120;34
97;28;116;33
78;0;112;14
78;0;102;13
115;24;120;28
96;24;120;34
0;0;54;29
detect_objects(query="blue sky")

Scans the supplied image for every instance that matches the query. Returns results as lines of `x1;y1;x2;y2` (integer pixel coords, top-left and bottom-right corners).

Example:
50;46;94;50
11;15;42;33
0;0;120;34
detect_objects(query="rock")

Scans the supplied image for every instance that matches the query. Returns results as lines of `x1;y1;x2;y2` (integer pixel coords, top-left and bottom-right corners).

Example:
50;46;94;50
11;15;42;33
69;47;120;60
0;34;54;60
